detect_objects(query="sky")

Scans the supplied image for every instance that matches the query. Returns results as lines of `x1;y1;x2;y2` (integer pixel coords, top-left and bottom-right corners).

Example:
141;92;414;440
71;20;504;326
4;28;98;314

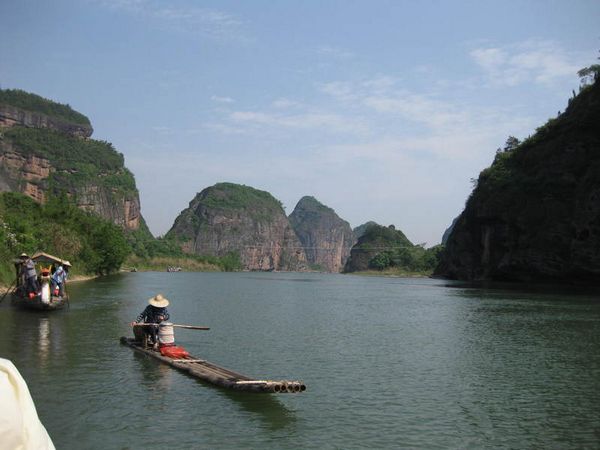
1;0;598;246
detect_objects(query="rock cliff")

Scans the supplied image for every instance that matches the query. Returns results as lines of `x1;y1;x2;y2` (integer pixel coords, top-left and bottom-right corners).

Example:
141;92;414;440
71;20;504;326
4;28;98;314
288;196;354;272
435;79;600;284
0;88;146;233
167;183;308;271
0;104;92;138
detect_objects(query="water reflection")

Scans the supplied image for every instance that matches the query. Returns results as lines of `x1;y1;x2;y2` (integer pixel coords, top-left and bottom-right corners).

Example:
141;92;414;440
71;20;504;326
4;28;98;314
129;348;296;431
38;318;50;366
217;388;297;431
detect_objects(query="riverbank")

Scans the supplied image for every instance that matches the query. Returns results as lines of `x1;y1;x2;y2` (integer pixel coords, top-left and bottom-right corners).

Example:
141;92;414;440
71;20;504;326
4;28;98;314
124;256;222;273
347;268;432;278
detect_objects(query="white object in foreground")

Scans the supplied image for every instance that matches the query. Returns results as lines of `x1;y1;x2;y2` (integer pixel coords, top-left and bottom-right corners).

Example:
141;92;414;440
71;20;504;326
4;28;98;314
0;358;55;450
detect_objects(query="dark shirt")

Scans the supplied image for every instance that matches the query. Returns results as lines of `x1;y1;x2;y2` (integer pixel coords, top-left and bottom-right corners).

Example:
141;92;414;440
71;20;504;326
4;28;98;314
136;305;169;324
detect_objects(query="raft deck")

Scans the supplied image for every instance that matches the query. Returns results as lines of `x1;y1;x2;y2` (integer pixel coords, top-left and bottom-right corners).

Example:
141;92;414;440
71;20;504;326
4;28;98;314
120;337;306;394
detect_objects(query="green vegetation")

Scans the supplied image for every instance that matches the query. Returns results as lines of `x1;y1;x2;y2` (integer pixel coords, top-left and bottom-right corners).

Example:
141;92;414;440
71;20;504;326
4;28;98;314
468;77;599;221
297;196;335;214
0;192;130;283
353;221;378;239
200;182;284;221
346;224;443;275
0;88;90;126
0;192;244;286
2;127;136;196
368;244;444;273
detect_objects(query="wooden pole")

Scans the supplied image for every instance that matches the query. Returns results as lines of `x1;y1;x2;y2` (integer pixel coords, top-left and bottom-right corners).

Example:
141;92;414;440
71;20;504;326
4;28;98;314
132;323;210;330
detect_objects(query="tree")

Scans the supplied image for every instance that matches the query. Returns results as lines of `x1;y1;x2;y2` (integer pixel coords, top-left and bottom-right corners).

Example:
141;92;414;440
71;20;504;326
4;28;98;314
504;136;520;152
369;252;391;270
578;65;600;86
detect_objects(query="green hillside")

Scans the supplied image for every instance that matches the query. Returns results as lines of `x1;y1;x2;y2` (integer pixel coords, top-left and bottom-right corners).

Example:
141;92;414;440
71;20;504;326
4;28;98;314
344;224;443;274
0;192;129;282
2;127;136;196
436;76;600;283
0;89;91;126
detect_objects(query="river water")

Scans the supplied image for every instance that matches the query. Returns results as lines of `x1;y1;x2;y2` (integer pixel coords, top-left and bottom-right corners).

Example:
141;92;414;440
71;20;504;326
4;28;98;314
1;272;599;449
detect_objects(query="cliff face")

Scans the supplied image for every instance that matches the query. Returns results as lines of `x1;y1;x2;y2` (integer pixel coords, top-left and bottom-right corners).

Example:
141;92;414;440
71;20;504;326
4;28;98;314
0;104;93;138
0;89;145;233
436;80;600;284
167;183;308;271
288;196;354;272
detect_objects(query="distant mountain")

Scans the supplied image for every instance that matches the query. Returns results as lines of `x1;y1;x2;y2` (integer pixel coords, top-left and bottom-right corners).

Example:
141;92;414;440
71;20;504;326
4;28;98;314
344;224;412;272
0;88;149;235
353;221;378;240
289;196;354;272
166;182;307;271
435;77;600;284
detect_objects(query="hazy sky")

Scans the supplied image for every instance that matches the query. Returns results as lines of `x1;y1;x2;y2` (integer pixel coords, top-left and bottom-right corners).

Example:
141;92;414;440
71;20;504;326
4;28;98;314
1;1;598;245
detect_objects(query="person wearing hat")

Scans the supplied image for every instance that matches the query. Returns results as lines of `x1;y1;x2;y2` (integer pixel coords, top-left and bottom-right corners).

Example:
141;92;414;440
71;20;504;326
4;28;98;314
131;294;171;349
51;261;70;297
19;253;39;295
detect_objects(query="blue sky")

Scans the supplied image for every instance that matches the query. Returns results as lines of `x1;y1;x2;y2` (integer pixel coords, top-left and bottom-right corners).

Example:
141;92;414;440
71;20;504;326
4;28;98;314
1;0;598;245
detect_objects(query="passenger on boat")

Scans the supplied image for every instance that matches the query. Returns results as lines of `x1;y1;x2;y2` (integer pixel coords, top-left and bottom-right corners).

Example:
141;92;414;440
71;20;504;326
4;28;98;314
131;294;170;349
19;253;39;295
51;261;70;296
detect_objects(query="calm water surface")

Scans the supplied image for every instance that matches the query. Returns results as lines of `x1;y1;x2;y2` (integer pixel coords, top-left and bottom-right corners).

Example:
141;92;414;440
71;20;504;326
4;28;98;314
1;272;600;449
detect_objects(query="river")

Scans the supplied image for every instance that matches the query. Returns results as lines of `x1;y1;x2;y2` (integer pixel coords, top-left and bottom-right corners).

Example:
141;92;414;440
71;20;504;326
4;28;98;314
1;272;599;449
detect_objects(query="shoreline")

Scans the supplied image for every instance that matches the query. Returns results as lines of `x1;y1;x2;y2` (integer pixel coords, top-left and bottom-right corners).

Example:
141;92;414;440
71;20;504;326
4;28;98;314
346;270;432;278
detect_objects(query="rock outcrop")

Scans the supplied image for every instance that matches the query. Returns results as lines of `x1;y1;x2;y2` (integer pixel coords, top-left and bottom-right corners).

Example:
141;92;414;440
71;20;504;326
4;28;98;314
288;196;354;272
167;183;308;271
0;88;145;233
353;221;378;241
0;104;93;138
435;79;600;284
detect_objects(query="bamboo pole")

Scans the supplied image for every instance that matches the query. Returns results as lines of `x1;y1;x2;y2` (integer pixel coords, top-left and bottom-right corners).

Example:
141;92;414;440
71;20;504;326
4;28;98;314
132;323;210;330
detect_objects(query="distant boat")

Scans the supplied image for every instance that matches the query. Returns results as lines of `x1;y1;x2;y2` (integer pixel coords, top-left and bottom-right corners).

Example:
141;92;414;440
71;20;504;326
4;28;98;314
11;252;70;311
167;266;182;272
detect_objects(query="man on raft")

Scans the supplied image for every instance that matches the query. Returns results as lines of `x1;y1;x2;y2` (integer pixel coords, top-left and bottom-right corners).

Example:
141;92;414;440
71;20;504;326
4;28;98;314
130;294;170;349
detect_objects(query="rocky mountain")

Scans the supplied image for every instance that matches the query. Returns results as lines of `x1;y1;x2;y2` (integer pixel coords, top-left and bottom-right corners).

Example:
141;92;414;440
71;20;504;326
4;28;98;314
0;89;148;234
353;221;378;240
288;196;354;272
344;224;413;272
166;182;307;271
435;78;600;284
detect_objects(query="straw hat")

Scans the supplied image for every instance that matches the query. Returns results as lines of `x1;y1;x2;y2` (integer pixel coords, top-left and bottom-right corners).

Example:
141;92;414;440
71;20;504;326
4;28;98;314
62;261;72;267
148;294;169;308
20;253;28;258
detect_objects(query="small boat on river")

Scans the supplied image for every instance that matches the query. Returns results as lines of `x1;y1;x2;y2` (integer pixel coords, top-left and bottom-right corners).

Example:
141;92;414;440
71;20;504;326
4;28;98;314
120;324;306;394
11;252;70;311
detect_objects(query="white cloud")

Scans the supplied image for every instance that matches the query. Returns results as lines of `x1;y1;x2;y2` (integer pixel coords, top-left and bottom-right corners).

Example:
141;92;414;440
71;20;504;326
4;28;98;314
470;40;585;86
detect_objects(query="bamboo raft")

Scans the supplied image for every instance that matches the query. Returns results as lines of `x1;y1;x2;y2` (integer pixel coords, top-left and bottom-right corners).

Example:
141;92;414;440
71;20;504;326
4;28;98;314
120;337;306;394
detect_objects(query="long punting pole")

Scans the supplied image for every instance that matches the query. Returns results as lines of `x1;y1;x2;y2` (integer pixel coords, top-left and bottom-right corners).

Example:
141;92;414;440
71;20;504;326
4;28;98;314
133;323;210;330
